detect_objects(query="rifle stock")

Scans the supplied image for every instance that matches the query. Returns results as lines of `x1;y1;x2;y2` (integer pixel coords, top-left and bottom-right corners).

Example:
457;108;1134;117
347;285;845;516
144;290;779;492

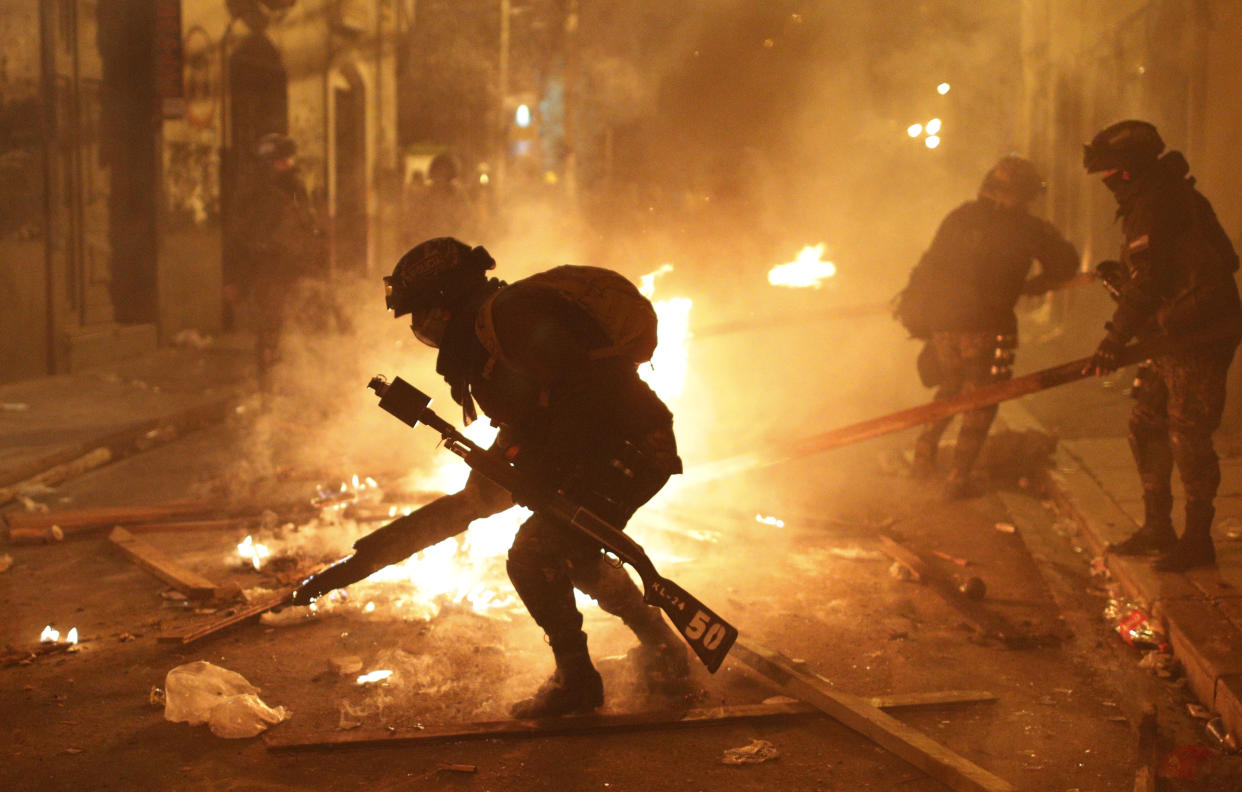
368;376;738;673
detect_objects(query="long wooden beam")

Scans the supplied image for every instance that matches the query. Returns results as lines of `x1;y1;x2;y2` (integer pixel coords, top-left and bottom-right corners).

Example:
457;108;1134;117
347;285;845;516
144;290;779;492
6;502;213;536
108;526;237;601
731;640;1015;792
265;690;998;751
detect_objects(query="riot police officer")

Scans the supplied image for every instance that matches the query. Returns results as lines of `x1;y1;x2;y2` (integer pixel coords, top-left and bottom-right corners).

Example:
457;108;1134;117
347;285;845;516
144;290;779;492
1082;120;1242;571
381;237;689;717
897;156;1079;498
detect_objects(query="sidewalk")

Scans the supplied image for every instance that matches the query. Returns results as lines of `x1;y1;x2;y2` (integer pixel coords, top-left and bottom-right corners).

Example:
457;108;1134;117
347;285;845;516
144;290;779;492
1003;399;1242;746
0;335;254;498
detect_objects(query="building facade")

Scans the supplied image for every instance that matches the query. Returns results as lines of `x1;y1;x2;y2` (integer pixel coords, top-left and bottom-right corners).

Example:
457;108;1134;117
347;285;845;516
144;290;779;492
0;0;401;384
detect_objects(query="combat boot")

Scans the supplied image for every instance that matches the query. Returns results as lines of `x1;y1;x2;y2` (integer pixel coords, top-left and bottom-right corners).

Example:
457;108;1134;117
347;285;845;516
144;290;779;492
510;636;604;719
1155;501;1217;572
1108;493;1176;556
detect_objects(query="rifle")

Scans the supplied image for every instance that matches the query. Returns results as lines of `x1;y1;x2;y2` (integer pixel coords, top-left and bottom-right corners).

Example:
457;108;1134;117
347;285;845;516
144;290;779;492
300;375;738;673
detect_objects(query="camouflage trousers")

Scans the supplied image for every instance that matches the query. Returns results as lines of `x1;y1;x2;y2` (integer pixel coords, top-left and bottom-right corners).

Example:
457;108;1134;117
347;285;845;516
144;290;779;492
1130;342;1237;505
916;330;1013;476
505;426;680;653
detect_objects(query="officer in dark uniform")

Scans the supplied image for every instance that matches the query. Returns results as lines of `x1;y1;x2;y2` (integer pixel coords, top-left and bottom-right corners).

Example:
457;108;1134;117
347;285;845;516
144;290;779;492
381;237;688;718
1082;120;1242;571
898;156;1079;498
233;133;326;391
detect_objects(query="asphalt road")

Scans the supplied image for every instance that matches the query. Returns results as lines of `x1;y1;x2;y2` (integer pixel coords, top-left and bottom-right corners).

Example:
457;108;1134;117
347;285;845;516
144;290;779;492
0;386;1210;792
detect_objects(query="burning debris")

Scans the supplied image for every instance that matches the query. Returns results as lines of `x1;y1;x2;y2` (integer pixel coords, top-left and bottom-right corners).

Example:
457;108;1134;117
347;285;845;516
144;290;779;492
767;244;836;288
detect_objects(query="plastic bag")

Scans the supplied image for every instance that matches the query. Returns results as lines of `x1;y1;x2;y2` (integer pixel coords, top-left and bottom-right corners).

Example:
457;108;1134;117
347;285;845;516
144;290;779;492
164;661;289;738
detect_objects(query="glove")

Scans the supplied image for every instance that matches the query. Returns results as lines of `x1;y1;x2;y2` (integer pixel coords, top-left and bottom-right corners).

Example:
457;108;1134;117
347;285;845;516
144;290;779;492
1083;333;1125;376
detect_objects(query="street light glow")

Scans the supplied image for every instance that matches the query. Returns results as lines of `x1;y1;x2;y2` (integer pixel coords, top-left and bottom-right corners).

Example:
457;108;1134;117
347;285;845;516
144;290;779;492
907;123;923;138
937;82;951;95
925;135;941;149
926;118;942;135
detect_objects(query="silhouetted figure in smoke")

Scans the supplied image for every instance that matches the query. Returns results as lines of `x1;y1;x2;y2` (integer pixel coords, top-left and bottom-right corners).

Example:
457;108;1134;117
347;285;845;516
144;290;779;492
231;133;327;391
1081;120;1242;572
406;152;477;244
382;237;689;717
895;156;1078;499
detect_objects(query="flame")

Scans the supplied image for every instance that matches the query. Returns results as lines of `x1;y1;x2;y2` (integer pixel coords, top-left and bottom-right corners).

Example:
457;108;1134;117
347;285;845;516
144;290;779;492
768;244;837;288
639;263;674;298
640;297;692;402
237;535;271;570
66;627;78;645
755;514;785;528
40;625;59;643
356;669;393;685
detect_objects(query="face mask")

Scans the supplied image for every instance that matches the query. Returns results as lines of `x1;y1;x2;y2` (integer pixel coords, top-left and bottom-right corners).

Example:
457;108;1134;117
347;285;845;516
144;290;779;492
410;307;449;348
1102;170;1131;195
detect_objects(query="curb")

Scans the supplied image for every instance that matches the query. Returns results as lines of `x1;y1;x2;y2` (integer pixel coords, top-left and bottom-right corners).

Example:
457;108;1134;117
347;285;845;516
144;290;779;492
1001;401;1242;745
0;395;238;506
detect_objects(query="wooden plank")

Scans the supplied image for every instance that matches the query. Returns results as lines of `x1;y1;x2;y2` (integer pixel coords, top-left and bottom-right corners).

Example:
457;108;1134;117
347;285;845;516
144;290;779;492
6;502;212;535
266;691;1000;752
159;587;294;645
0;448;113;507
108;526;231;600
731;640;1014;792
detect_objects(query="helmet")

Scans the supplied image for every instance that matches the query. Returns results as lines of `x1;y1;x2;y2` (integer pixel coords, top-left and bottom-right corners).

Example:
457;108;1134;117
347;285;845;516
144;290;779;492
1082;120;1164;173
978;155;1045;205
384;237;495;319
427;152;460;184
255;132;297;161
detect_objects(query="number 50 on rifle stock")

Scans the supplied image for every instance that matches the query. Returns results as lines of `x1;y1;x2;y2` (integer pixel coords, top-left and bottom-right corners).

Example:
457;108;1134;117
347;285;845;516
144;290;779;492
368;375;738;673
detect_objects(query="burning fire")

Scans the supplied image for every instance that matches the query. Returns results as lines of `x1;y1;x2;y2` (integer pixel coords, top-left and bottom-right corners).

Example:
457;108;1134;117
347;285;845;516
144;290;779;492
356;669;393;685
237;535;271;570
768;244;836;288
40;625;78;645
755;514;785;528
637;264;693;403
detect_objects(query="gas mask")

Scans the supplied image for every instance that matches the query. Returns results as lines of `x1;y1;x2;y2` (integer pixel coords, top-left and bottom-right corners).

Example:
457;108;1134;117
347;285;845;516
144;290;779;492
409;306;451;348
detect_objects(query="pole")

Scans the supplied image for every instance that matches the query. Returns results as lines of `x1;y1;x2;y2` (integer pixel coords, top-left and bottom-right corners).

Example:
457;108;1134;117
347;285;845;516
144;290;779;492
687;323;1242;484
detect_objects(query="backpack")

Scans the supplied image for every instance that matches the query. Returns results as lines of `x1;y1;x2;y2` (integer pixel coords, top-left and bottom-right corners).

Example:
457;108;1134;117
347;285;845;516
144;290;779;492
475;265;659;373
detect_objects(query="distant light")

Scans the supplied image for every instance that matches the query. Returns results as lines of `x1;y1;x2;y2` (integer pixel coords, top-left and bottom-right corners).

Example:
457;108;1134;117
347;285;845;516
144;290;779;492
356;669;393;685
937;82;951;95
763;38;774;48
1137;64;1146;75
515;104;532;128
479;173;490;185
907;123;923;138
925;117;942;135
925;135;941;149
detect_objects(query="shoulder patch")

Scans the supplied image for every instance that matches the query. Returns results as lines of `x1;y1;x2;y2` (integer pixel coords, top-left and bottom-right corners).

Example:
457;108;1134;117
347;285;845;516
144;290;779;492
1127;234;1150;253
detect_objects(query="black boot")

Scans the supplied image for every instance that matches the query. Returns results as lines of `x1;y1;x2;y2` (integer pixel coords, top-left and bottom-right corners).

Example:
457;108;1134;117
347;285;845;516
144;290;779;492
1155;502;1217;572
510;635;604;719
1109;493;1176;556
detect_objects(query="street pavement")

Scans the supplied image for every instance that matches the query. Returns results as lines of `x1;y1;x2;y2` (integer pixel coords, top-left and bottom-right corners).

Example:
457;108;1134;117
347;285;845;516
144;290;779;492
3;332;1242;757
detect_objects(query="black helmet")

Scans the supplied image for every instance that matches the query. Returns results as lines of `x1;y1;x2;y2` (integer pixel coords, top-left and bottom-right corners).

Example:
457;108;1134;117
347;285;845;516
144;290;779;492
428;152;460;184
255;132;297;161
384;237;495;318
1082;120;1164;173
978;155;1045;204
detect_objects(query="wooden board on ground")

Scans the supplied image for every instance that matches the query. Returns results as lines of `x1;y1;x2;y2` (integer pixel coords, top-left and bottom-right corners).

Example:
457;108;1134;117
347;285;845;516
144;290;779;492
108;526;235;601
731;640;1014;792
266;690;998;751
158;587;295;645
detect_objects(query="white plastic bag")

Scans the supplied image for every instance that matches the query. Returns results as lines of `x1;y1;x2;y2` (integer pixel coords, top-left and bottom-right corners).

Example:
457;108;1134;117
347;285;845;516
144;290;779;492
164;661;289;738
